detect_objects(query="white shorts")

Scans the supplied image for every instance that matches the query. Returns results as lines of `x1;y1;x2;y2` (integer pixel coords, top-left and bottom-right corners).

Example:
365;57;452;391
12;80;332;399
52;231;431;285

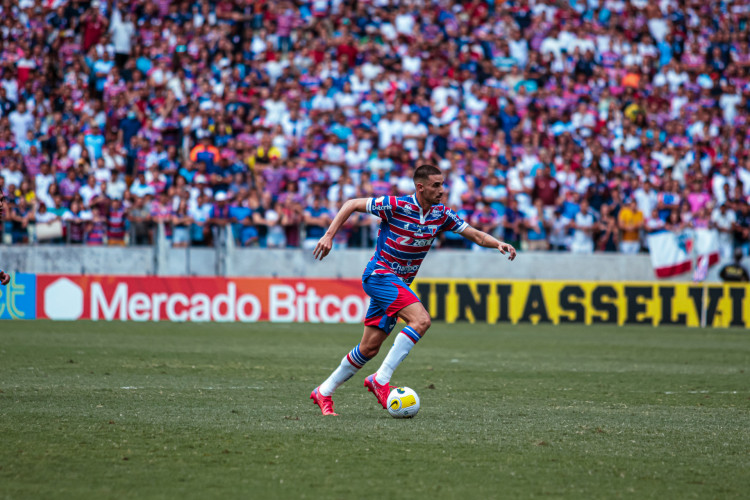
619;241;641;254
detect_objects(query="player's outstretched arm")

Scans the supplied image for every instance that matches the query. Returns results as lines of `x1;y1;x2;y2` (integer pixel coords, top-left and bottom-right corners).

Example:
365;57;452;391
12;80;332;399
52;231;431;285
313;198;369;260
460;225;517;261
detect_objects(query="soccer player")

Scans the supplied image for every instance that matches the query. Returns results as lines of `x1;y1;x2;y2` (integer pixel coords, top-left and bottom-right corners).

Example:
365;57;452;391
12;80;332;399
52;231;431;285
0;192;10;285
310;164;516;415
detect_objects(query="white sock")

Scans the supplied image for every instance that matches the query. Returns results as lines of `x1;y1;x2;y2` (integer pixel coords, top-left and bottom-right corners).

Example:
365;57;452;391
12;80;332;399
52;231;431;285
319;344;370;396
375;326;421;385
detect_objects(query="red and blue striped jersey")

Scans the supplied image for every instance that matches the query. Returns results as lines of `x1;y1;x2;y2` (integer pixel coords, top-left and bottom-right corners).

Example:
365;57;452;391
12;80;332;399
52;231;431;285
364;195;468;284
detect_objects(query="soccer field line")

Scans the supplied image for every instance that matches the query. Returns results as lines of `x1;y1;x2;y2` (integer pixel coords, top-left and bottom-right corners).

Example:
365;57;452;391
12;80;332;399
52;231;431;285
663;390;743;395
119;386;265;390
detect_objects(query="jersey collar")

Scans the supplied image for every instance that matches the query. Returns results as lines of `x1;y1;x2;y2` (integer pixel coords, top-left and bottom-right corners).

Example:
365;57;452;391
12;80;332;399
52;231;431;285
412;193;429;224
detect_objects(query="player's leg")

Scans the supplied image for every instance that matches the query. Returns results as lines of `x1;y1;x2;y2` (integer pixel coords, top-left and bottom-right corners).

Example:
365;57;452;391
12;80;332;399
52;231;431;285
360;274;428;407
311;299;390;415
356;273;415;407
373;301;430;387
318;325;387;397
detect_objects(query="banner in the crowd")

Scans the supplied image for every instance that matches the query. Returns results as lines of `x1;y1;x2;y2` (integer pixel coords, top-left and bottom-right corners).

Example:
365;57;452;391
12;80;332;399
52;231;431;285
2;275;745;328
36;275;369;323
647;228;720;278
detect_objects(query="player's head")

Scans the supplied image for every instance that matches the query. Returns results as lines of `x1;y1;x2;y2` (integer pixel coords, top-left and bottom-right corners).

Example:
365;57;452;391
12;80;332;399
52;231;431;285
413;164;444;206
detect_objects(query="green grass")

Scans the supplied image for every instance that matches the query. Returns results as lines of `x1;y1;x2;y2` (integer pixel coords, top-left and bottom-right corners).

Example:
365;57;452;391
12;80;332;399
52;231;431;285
0;321;748;499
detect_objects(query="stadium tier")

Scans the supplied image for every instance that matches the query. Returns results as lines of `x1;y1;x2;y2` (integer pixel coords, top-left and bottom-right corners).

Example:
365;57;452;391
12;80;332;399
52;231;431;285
0;0;748;257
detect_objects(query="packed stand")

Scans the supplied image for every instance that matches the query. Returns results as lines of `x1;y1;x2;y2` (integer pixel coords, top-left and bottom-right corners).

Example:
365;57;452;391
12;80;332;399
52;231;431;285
1;0;749;258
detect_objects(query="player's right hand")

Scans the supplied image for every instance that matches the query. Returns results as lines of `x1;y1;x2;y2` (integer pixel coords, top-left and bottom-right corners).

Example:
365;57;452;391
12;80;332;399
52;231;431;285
0;271;9;286
313;235;333;261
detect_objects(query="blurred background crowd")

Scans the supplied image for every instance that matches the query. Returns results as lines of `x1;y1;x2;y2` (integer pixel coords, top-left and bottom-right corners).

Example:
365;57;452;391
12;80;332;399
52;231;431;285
1;0;750;258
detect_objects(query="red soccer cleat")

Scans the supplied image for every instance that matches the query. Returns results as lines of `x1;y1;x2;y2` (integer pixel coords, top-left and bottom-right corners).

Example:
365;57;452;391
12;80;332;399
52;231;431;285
364;374;393;409
310;386;338;416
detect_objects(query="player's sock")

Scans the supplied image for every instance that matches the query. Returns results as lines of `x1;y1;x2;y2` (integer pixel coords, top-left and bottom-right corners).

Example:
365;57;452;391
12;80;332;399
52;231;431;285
319;344;371;396
375;326;421;385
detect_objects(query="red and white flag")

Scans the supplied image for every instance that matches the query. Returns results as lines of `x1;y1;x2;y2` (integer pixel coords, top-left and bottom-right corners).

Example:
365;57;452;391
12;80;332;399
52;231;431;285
647;229;720;279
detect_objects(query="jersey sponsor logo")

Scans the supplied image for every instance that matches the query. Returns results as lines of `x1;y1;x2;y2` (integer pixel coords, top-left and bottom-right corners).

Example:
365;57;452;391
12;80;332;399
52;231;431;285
372;196;392;211
447;211;463;226
396;236;434;247
389;261;421;274
414;225;438;237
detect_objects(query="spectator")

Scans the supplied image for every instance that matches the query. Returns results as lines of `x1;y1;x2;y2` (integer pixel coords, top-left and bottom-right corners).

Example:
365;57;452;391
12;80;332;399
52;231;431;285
618;197;644;254
189;193;214;247
107;198;127;246
229;193;259;247
171;200;193;248
569;199;597;254
34;202;62;244
303;197;331;250
127;196;153;245
719;249;750;282
85;205;107;245
62;199;87;245
208;192;232;245
597;204;619;253
523;199;549;252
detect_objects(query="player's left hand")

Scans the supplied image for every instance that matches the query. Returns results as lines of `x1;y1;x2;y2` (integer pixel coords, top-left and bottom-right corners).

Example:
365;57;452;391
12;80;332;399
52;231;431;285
0;271;9;286
497;242;516;261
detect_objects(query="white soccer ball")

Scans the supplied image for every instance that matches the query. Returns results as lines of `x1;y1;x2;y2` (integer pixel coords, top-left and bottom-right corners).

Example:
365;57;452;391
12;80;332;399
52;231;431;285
387;387;420;418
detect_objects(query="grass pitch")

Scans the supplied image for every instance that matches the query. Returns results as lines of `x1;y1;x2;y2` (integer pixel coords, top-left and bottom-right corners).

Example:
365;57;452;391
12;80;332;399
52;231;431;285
0;321;748;499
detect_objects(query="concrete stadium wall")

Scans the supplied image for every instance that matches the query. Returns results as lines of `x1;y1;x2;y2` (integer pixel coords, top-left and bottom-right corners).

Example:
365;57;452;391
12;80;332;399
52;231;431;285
0;245;730;282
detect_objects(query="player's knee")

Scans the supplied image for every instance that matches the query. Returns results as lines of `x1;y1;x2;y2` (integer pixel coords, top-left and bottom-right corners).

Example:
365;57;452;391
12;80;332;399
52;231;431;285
411;314;431;336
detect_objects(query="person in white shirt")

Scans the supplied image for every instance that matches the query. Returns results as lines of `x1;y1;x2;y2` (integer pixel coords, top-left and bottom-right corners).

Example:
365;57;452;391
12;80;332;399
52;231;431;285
394;6;414;35
377;110;402;150
129;172;156;198
34;163;55;204
344;143;366;185
634;180;659;219
431;77;459;113
109;7;135;67
569;199;597;253
361;53;383;81
327;175;357;207
349;67;371;95
321;136;346;182
1;70;18;103
106;172;128;200
2;161;24;190
711;163;736;208
367;149;394;175
711;203;737;261
508;30;529;68
719;82;742;124
402;46;421;74
310;88;335;112
401;113;428;153
8;101;34;145
79;175;103;208
333;82;359;117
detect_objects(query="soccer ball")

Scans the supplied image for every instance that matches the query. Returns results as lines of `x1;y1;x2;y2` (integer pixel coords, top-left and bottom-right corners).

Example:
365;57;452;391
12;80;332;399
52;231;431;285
387;387;420;418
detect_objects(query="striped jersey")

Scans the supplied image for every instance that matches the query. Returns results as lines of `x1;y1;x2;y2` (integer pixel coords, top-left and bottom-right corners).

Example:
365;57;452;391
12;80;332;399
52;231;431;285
364;195;468;284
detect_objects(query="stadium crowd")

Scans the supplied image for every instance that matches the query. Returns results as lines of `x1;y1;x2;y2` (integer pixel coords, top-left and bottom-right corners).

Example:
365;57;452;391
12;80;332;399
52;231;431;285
1;0;750;258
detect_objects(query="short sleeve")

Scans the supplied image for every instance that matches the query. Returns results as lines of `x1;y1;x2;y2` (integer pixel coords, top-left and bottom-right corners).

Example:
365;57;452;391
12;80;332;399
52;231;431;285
441;207;468;233
366;196;395;221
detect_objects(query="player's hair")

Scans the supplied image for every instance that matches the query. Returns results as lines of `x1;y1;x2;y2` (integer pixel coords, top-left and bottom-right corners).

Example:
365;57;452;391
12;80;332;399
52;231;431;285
413;164;442;184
